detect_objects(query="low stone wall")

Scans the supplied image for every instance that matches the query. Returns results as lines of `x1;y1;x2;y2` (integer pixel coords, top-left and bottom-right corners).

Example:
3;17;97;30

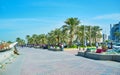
77;52;85;56
85;52;113;60
77;52;120;62
112;55;120;62
0;48;14;64
48;48;62;51
0;51;13;63
64;48;78;51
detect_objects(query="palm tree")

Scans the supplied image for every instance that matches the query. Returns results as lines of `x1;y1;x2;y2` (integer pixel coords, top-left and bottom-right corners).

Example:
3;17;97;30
32;34;38;45
47;30;56;45
76;25;85;46
16;37;21;46
26;35;30;45
39;34;47;45
63;17;80;46
22;17;103;48
7;41;13;44
53;28;62;44
91;26;102;44
76;25;102;46
47;28;62;45
16;37;25;46
86;26;92;46
61;28;69;45
20;39;25;45
114;32;120;42
29;37;34;45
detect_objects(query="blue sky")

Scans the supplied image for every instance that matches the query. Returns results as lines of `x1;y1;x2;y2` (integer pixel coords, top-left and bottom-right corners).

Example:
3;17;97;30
0;0;120;41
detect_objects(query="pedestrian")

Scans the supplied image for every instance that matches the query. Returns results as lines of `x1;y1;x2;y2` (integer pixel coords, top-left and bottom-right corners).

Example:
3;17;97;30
60;44;64;51
96;42;98;49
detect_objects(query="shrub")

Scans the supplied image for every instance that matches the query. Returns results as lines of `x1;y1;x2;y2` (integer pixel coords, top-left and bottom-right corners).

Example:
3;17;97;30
102;44;108;51
69;44;77;48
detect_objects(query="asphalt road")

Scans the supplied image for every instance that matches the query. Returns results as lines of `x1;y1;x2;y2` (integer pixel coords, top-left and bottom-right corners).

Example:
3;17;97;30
0;47;120;75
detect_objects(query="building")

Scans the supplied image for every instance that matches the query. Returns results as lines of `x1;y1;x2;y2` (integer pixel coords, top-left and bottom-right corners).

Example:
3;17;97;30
110;22;120;42
103;34;108;42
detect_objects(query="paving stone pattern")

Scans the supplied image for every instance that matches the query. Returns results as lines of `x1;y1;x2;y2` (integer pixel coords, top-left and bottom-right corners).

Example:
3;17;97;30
0;47;120;75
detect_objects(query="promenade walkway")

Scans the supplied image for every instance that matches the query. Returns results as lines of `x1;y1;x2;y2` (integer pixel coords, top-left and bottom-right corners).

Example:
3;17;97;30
0;47;120;75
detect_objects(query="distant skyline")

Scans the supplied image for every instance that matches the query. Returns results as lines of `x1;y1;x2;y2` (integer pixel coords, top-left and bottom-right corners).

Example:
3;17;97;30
0;0;120;41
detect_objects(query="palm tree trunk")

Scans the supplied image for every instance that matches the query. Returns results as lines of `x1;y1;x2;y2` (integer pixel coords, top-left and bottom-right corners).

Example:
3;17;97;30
89;26;92;46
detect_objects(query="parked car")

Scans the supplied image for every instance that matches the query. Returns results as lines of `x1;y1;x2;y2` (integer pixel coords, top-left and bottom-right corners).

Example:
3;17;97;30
113;43;120;49
113;43;120;53
43;45;48;49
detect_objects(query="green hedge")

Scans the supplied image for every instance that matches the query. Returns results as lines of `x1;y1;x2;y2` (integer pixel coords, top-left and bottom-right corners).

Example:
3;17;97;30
69;44;77;48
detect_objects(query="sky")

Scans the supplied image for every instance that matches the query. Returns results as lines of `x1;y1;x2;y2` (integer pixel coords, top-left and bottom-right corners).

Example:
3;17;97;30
0;0;120;41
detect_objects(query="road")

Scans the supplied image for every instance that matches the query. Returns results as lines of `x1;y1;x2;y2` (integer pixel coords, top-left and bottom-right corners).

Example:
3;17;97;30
0;47;120;75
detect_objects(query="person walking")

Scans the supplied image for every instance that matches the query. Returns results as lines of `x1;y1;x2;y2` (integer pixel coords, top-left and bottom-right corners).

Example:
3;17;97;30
96;42;98;49
60;44;64;51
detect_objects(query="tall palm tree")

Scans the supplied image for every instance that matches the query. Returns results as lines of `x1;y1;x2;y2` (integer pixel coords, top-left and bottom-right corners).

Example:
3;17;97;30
26;35;30;44
61;28;69;45
16;37;21;46
29;37;34;45
47;28;62;45
47;30;56;45
16;37;25;46
91;26;102;43
86;26;92;46
76;25;85;46
32;34;38;45
39;34;47;45
20;39;25;45
63;17;80;46
114;32;120;42
53;28;62;44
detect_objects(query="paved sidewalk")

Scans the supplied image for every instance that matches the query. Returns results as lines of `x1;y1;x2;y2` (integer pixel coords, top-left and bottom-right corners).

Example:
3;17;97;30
64;50;79;55
0;47;120;75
